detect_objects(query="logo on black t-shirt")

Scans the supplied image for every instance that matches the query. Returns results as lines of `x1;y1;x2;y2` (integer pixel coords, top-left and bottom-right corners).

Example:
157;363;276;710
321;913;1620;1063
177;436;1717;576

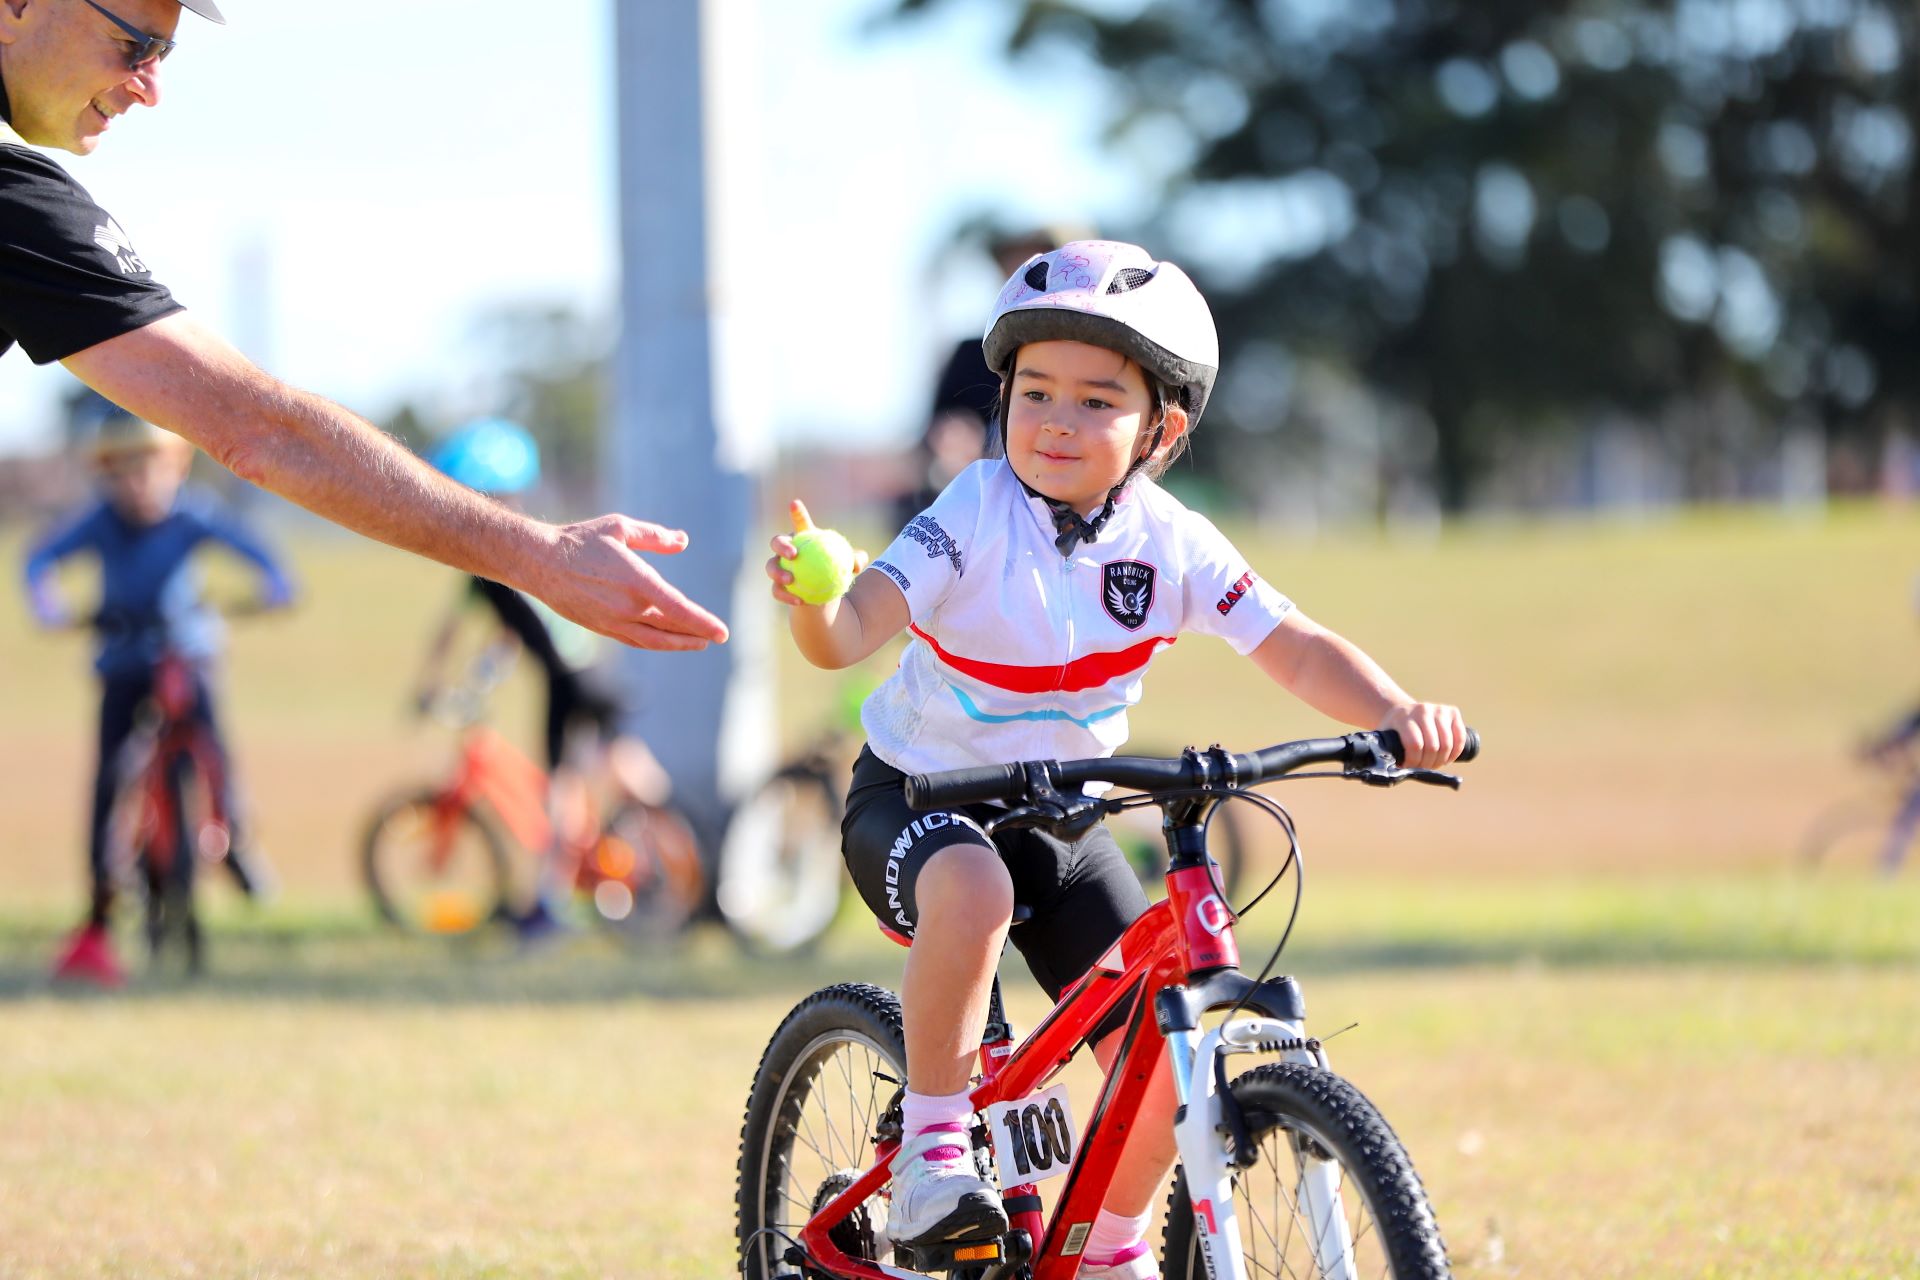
93;218;149;276
1102;559;1156;631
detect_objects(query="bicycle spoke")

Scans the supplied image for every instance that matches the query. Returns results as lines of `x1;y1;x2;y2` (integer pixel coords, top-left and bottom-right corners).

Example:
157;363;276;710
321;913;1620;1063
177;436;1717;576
793;1111;833;1169
830;1048;863;1165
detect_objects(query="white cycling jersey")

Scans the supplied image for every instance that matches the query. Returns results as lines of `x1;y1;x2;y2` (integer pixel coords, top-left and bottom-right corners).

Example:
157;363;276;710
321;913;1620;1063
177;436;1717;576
863;459;1293;775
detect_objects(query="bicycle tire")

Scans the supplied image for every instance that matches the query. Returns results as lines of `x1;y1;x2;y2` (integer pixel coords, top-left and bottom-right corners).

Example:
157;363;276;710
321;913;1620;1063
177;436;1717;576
1799;798;1915;875
360;788;512;936
737;982;906;1280
108;742;203;976
586;801;706;942
1163;1062;1450;1280
716;765;848;956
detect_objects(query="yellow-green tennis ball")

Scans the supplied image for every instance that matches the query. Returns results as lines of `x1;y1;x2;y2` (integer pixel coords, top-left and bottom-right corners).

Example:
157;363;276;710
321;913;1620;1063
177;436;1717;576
782;527;857;604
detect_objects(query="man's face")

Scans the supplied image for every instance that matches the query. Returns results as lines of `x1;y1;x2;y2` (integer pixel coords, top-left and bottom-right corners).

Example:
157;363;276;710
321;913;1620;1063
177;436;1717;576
0;0;179;155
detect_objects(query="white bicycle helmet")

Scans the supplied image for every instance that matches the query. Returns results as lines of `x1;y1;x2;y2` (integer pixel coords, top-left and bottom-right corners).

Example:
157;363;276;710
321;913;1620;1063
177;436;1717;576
983;240;1219;425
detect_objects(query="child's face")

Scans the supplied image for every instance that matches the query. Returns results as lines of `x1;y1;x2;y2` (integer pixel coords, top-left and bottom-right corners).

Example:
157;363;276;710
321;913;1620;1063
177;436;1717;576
96;445;189;526
1004;340;1159;515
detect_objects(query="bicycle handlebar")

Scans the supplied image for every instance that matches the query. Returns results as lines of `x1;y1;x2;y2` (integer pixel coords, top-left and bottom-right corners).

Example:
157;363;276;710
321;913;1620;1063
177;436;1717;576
79;599;283;636
903;728;1480;810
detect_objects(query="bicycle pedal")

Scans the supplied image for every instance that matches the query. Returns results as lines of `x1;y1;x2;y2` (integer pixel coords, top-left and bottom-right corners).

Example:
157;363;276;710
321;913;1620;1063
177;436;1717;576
892;1231;1008;1274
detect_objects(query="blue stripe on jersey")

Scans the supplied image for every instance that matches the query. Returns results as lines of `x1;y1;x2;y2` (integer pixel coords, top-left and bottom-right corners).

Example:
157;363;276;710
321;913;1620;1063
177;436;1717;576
946;681;1129;729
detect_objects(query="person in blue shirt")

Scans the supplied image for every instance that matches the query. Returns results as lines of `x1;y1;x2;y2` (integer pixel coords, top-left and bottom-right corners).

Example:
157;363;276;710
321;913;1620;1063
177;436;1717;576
23;403;294;986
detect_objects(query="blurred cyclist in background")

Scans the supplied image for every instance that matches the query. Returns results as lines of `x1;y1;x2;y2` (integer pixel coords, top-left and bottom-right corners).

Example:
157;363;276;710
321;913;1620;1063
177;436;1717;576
416;418;672;940
22;398;294;986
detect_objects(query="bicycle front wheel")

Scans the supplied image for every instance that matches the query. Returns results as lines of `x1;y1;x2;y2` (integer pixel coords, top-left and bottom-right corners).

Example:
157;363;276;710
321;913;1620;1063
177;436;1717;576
1163;1063;1449;1280
716;766;847;956
737;983;905;1280
361;789;512;936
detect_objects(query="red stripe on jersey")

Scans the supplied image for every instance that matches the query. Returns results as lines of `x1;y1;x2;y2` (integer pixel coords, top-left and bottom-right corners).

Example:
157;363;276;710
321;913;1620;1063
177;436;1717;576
910;624;1176;694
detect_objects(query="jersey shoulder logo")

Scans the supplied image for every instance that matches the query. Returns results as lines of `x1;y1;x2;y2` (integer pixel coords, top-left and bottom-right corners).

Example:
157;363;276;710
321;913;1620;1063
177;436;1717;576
1216;570;1254;616
902;514;962;572
93;218;149;276
1101;559;1156;631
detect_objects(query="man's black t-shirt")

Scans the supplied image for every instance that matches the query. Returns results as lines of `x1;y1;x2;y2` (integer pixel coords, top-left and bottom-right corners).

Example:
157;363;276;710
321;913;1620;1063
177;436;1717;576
0;138;182;363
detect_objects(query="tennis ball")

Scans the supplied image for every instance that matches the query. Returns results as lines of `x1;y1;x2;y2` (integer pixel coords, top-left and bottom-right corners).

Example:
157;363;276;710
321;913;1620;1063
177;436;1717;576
780;502;858;605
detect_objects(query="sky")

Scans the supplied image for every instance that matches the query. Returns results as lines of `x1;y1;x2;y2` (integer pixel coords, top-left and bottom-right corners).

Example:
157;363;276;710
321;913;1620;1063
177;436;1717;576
0;0;1147;454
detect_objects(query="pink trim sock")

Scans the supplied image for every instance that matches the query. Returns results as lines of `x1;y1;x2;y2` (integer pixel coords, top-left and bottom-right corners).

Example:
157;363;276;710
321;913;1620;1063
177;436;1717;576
901;1088;974;1164
1084;1207;1153;1265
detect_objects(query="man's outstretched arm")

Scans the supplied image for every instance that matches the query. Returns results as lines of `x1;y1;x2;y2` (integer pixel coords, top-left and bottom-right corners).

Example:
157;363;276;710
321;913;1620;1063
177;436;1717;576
63;311;728;652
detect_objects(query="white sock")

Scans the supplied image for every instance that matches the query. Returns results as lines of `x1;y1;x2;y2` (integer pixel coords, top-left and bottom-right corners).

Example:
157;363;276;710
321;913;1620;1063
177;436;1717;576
1084;1206;1153;1262
900;1087;975;1141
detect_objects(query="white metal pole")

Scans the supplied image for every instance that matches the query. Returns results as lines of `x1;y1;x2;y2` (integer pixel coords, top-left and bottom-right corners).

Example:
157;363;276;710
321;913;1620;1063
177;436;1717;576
608;0;771;853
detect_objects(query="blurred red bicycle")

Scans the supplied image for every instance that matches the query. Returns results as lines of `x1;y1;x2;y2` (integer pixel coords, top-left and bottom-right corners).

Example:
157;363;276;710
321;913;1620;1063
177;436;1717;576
359;653;705;942
88;605;271;975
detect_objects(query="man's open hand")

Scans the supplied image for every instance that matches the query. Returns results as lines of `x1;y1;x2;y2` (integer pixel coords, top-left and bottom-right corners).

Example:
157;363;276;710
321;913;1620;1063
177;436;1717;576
531;515;730;651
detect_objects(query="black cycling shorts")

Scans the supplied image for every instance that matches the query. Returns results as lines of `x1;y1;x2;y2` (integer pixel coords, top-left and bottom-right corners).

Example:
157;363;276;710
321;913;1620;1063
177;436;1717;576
842;745;1149;1035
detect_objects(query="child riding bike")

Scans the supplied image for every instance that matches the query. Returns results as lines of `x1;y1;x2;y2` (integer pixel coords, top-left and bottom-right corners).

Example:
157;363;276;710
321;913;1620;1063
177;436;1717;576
23;400;294;987
416;418;674;940
765;240;1468;1278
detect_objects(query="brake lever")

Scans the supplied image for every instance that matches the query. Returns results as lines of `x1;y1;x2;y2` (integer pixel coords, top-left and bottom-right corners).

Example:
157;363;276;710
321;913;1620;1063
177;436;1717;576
1347;766;1463;790
984;804;1056;834
984;794;1110;838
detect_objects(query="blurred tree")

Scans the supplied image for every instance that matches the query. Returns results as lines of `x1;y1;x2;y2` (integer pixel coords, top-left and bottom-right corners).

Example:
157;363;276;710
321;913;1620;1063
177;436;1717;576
381;402;433;454
891;0;1915;508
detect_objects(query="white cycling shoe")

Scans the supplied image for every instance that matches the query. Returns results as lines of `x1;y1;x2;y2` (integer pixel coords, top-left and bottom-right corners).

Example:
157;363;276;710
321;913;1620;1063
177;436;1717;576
886;1126;1007;1245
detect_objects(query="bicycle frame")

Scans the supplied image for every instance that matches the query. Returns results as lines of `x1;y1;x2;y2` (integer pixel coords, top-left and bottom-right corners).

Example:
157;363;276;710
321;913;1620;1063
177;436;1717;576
432;724;554;858
797;818;1289;1280
117;652;231;878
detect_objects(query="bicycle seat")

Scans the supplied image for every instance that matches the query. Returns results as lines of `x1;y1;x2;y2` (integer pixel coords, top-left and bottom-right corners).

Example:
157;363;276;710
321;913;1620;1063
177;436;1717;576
877;903;1034;949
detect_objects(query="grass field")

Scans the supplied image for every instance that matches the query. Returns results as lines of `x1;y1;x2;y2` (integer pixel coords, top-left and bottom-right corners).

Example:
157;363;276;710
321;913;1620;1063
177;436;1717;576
1;502;1917;1277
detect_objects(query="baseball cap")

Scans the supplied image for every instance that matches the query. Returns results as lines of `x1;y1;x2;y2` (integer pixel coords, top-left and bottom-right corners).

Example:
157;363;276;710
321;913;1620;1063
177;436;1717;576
179;0;226;24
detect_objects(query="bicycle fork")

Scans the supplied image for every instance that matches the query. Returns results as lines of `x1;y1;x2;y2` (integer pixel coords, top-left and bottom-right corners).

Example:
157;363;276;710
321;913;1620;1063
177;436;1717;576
1164;1011;1357;1280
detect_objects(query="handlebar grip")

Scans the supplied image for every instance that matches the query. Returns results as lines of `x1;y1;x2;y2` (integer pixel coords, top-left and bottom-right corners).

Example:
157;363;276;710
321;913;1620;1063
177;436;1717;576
903;762;1026;810
1376;727;1481;764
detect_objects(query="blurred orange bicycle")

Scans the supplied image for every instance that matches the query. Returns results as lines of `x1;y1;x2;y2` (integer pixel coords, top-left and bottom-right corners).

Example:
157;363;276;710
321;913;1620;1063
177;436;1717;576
359;653;704;941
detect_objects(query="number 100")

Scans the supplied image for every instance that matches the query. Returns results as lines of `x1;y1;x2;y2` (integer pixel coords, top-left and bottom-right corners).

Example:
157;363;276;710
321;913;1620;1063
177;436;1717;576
999;1097;1073;1176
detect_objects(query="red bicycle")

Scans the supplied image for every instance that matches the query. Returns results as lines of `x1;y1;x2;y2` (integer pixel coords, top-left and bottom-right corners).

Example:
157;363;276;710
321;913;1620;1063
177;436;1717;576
91;607;267;975
736;728;1477;1280
359;657;705;942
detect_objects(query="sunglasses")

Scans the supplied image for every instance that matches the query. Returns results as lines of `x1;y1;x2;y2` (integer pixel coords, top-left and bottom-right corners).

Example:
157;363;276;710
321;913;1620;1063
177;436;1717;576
82;0;176;69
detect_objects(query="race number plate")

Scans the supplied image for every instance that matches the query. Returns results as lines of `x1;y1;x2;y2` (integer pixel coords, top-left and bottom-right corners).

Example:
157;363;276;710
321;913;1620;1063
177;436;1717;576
985;1084;1077;1187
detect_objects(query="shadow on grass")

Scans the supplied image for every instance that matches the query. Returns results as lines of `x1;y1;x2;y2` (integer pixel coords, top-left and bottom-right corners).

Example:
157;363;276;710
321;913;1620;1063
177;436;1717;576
3;884;1915;1006
0;915;910;1006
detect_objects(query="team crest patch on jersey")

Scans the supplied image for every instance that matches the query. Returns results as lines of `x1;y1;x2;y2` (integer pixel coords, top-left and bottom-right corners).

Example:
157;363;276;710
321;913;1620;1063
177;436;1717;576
1101;560;1156;631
